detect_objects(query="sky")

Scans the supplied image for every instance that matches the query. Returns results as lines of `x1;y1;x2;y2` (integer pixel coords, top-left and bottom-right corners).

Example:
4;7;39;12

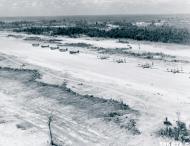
0;0;189;16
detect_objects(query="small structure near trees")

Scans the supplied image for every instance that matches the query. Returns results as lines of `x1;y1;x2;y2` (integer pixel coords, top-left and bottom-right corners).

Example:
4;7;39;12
69;50;80;54
115;58;127;64
59;48;68;52
138;62;153;69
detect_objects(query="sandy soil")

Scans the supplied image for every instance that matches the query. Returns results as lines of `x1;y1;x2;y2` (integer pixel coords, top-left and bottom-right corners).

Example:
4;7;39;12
0;31;190;146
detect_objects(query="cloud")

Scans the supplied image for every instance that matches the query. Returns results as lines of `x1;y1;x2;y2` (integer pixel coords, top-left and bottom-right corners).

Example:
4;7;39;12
0;0;189;16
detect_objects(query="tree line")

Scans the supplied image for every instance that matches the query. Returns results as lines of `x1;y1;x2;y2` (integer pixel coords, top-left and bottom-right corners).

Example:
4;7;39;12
14;24;190;44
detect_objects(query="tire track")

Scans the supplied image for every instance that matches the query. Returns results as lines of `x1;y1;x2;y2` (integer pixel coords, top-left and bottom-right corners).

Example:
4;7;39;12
0;66;138;146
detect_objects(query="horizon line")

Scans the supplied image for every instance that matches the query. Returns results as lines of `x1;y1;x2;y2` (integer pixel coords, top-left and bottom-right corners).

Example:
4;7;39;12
0;13;190;18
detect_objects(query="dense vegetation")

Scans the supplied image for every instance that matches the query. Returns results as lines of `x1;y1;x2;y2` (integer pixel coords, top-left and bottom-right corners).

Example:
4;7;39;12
160;118;190;143
1;18;190;44
14;24;190;44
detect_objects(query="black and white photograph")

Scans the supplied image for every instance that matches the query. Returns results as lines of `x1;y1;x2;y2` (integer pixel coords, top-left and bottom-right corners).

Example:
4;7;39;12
0;0;190;146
